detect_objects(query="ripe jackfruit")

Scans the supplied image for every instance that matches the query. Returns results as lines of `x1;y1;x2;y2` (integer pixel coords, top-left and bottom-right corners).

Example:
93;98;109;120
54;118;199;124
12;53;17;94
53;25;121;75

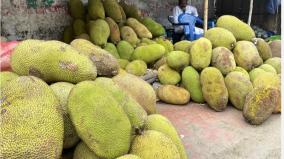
190;37;212;70
174;40;192;52
0;71;19;88
142;17;166;37
89;19;110;47
132;44;166;64
211;47;236;75
127;18;152;39
120;26;140;47
167;51;190;71
157;85;190;105
249;68;266;82
88;0;105;20
264;57;281;74
232;66;250;80
258;64;277;74
158;64;181;85
106;17;121;44
116;154;141;159
125;60;147;76
204;27;236;50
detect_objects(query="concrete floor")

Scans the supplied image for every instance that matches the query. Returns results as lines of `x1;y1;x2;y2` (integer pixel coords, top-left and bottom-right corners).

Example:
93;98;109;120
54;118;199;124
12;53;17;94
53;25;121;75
157;102;281;159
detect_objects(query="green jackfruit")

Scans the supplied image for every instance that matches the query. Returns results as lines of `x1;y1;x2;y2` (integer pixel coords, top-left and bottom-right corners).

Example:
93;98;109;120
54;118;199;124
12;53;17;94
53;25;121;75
117;154;141;159
73;19;86;36
120;26;140;47
174;40;192;52
71;39;119;77
145;114;187;159
11;40;97;83
190;37;212;70
118;59;130;69
126;18;152;39
155;37;174;54
50;82;79;149
232;66;250;79
89;19;110;47
158;64;181;85
264;57;281;74
216;15;255;41
181;66;204;103
0;71;19;88
106;17;121;44
200;67;228;111
130;130;181;159
117;40;135;60
68;81;131;159
258;64;277;74
204;27;236;50
225;72;253;110
249;68;266;82
126;60;147;76
166;51;190;71
88;0;105;20
253;38;272;61
103;0;123;23
68;0;85;19
104;43;120;59
119;1;142;21
132;44;166;64
233;41;263;71
113;71;157;114
157;85;190;105
142;17;166;37
75;33;90;41
63;26;74;44
141;38;156;45
211;47;236;75
0;76;63;158
73;142;100;159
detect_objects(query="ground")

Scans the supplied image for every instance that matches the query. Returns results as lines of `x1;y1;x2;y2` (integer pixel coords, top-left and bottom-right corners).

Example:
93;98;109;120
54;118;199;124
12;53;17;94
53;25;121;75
157;102;281;159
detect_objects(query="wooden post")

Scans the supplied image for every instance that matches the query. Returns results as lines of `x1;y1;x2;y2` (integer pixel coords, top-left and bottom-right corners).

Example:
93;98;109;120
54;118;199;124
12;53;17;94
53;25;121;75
204;0;208;31
248;0;253;25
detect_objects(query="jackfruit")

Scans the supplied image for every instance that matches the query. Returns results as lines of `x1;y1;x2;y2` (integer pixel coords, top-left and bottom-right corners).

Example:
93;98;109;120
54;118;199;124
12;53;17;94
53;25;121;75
174;40;192;52
11;40;97;83
216;15;255;41
158;64;181;85
258;64;277;74
130;130;180;159
269;40;281;57
249;68;266;83
157;85;190;105
0;71;19;88
153;56;167;70
264;57;281;74
204;27;236;50
166;51;190;71
252;38;272;61
0;76;63;158
120;26;140;47
253;73;280;89
155;37;174;54
117;40;135;60
71;39;119;77
106;17;121;44
103;43;120;59
63;26;74;44
116;154;141;159
75;33;90;41
126;18;152;39
211;47;236;75
120;6;127;22
113;71;157;114
181;66;204;103
88;0;105;20
118;59;130;69
190;37;212;70
73;142;100;159
200;67;228;111
119;1;142;21
89;19;110;47
103;0;123;23
68;0;85;19
233;41;263;71
142;17;166;37
132;44;166;64
145;114;187;159
125;60;147;76
232;66;250;79
225;72;253;110
141;38;156;45
50;82;79;149
73;19;87;36
68;81;131;159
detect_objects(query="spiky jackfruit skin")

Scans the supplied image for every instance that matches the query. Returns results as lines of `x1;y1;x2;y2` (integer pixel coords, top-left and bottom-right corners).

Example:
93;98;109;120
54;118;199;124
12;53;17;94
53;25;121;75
73;19;87;36
89;19;110;47
73;142;100;159
190;38;212;70
113;71;157;114
118;59;130;69
258;64;277;74
126;60;147;76
141;38;156;45
132;44;166;64
157;85;190;105
94;78;147;133
126;18;152;39
71;39;119;77
119;1;142;21
233;41;263;71
120;26;140;47
269;40;281;57
243;87;279;125
249;68;266;83
75;33;90;41
253;38;272;61
0;71;19;88
181;66;204;103
204;27;236;50
153;56;167;70
117;40;135;60
200;67;228;111
130;130;181;159
232;66;250;80
68;81;131;159
63;26;74;44
103;0;123;23
155;37;174;54
145;114;187;159
174;40;192;52
211;47;236;75
158;65;181;85
68;0;85;19
0;76;63;158
116;154;141;159
88;0;105;20
216;15;255;41
225;72;253;110
265;57;281;74
166;51;190;71
141;17;166;37
106;17;121;44
11;40;97;83
104;43;120;59
50;82;79;149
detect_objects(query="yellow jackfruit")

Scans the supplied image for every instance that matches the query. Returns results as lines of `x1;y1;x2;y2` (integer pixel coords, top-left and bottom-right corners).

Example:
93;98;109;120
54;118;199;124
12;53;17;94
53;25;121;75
106;17;121;44
252;38;272;61
166;51;190;71
142;17;166;37
204;27;236;50
211;47;236;75
126;18;152;39
157;85;190;105
68;0;85;19
190;37;212;70
132;44;166;64
117;40;135;60
258;64;277;74
141;38;156;45
103;0;123;23
88;0;105;20
155;37;174;54
264;57;281;74
232;66;250;80
116;154;141;159
249;68;267;83
89;19;110;47
73;142;100;159
125;60;147;76
0;71;19;88
158;64;181;85
174;40;192;52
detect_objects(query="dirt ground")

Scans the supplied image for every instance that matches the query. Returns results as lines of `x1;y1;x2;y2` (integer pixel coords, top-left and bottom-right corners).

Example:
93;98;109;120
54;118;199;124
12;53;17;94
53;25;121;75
157;102;281;159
